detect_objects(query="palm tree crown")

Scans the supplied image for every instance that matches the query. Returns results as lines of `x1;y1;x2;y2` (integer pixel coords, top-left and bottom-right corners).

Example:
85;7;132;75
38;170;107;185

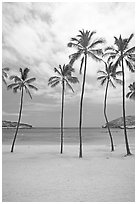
97;60;122;87
97;60;122;152
2;67;10;85
68;29;105;72
104;33;135;156
48;64;79;154
48;64;79;91
7;68;38;98
126;82;135;100
104;34;135;72
68;29;105;158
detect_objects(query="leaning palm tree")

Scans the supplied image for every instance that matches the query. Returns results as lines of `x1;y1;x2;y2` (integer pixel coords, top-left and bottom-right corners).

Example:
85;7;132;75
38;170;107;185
2;67;10;85
104;34;135;155
68;29;105;157
126;82;135;100
48;64;79;154
8;68;38;152
97;60;122;151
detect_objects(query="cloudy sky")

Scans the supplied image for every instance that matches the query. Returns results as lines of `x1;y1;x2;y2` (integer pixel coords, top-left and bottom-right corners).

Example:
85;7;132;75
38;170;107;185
2;2;135;127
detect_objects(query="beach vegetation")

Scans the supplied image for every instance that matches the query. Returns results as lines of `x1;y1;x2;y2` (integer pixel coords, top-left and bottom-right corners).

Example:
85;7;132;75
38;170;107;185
97;59;122;151
68;29;105;157
48;64;79;154
126;82;135;100
7;68;38;152
2;67;10;86
104;34;135;156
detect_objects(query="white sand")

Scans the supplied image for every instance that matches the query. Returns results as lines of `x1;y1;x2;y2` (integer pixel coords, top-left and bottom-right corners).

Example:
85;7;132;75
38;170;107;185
2;144;135;202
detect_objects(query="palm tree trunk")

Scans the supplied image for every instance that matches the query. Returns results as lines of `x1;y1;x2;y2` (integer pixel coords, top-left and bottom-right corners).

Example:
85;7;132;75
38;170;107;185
121;56;132;155
104;80;114;151
79;53;87;158
11;87;24;152
60;80;65;154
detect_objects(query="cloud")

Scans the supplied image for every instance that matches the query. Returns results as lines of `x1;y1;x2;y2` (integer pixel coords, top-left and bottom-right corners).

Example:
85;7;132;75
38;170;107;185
2;2;135;104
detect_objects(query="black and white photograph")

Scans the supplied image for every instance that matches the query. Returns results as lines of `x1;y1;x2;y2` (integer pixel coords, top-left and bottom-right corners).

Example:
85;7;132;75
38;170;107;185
2;1;135;202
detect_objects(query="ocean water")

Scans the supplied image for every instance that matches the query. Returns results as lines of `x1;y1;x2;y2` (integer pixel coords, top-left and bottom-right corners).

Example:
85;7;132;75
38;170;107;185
2;127;135;146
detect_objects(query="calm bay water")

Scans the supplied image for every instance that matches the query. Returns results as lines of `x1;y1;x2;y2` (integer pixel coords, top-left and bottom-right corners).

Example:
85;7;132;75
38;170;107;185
2;127;135;146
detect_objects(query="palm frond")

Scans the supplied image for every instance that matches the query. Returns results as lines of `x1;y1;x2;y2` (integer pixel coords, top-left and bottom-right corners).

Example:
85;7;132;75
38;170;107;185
97;75;106;81
125;59;135;72
63;64;75;76
67;76;79;84
54;67;61;75
88;31;96;41
129;92;135;100
88;38;105;49
22;68;30;80
48;78;60;86
105;46;117;52
69;51;82;65
67;42;80;48
65;79;74;93
89;49;103;56
113;78;122;85
27;84;38;91
88;51;102;62
7;83;19;89
2;72;8;78
125;46;135;55
2;67;10;72
10;75;22;82
13;85;20;93
126;92;135;100
97;70;107;75
25;86;32;99
50;80;60;88
70;37;80;43
127;33;134;44
2;76;6;85
48;76;60;82
126;92;131;99
127;54;135;62
112;57;121;70
58;65;63;75
25;77;36;84
126;82;135;100
100;78;107;86
109;79;116;88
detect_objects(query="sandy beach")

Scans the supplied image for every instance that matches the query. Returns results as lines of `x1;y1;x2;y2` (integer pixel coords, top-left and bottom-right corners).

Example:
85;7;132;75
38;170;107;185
2;144;135;202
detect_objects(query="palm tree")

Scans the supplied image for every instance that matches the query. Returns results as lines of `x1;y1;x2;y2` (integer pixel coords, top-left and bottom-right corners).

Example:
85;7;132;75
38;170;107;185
126;82;135;100
48;64;79;154
97;60;122;151
7;68;38;152
2;67;10;85
104;34;135;155
68;29;105;157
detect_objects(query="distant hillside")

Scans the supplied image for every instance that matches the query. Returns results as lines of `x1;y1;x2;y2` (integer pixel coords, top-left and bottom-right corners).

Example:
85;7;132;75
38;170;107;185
103;115;135;128
2;120;32;129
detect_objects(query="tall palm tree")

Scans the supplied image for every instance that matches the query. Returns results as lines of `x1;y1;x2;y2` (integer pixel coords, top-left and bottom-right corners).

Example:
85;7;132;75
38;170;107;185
2;67;10;85
97;60;122;151
126;82;135;100
48;64;79;154
68;29;105;157
104;34;135;155
7;68;38;152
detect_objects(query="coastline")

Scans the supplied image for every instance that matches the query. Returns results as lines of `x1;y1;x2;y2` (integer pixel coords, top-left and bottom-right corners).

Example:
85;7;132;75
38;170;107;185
2;144;135;202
